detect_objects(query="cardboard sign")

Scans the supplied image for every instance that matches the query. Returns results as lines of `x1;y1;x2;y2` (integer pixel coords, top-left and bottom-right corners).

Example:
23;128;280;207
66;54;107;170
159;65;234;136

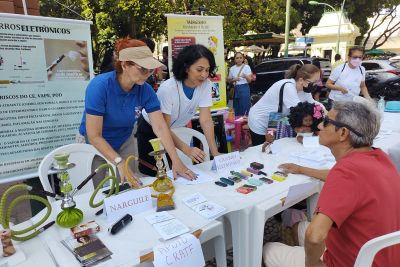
153;233;205;267
211;151;241;174
103;187;152;222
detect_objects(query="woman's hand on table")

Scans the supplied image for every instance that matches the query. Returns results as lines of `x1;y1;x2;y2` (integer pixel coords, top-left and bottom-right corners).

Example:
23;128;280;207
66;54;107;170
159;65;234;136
184;147;207;164
172;160;197;181
278;163;302;175
265;134;274;143
117;161;127;184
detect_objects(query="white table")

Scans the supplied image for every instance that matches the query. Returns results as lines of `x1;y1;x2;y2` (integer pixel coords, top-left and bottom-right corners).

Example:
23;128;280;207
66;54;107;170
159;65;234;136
0;221;57;267
374;112;400;153
12;116;400;267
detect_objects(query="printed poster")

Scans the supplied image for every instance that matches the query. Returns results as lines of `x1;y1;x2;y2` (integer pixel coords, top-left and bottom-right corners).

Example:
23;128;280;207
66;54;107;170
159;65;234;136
166;14;226;110
0;14;93;181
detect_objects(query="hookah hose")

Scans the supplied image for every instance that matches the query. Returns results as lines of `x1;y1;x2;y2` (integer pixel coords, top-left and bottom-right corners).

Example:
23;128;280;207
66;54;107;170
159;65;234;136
0;184;52;241
89;163;119;208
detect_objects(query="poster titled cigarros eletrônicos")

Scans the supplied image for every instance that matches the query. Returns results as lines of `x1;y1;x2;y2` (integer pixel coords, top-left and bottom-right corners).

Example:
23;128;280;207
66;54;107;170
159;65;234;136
0;14;93;181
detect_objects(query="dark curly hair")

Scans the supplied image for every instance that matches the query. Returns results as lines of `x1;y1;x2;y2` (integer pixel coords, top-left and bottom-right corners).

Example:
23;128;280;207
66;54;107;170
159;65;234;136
172;44;217;81
288;102;323;132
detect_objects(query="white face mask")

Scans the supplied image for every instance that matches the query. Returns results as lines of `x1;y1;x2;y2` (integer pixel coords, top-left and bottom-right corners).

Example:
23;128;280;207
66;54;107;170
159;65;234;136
350;57;362;67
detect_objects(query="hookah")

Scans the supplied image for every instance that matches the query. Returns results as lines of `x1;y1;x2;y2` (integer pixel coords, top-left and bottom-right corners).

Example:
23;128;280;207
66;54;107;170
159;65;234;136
0;153;119;241
125;138;176;212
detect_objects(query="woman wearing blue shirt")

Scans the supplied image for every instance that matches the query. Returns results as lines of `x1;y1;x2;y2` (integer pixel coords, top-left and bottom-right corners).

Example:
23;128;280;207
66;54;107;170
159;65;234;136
79;38;195;183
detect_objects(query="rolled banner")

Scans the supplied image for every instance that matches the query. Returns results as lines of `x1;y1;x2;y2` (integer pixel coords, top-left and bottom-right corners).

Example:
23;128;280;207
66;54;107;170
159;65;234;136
1;229;16;257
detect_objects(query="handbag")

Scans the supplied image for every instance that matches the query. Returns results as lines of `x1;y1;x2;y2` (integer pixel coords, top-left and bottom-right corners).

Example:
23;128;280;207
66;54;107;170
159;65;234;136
228;64;245;100
268;82;290;128
268;81;295;139
268;82;294;139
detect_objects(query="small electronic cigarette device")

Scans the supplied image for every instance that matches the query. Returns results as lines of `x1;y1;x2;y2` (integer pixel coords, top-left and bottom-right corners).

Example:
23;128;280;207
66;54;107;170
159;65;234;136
246;167;267;176
215;181;228;187
250;162;264;170
271;171;288;182
220;177;234;186
109;214;133;235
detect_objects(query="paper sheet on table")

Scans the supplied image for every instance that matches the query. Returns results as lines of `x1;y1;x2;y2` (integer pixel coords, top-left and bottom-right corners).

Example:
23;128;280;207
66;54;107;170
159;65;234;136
270;142;282;154
153;233;205;267
152;218;190;240
374;129;393;141
181;192;208;208
283;182;319;208
167;167;213;185
302;136;320;148
145;211;175;225
182;193;227;220
289;149;335;168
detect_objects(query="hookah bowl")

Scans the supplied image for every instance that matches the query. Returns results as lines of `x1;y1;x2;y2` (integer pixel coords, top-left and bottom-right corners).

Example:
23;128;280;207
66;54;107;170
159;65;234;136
148;138;175;211
53;153;83;228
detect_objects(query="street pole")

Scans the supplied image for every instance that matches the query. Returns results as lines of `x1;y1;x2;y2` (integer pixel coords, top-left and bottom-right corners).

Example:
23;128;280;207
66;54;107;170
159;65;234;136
284;0;291;57
336;0;346;55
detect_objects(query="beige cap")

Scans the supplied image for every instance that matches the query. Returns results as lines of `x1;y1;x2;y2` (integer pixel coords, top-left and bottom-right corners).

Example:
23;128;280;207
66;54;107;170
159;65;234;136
119;46;165;69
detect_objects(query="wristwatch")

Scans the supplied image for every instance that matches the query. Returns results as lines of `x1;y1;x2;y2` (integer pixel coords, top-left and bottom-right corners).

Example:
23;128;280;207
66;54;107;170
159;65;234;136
114;156;122;166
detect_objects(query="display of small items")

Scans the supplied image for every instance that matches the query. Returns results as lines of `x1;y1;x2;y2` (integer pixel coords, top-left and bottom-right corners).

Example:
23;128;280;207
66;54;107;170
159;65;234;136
213;162;289;194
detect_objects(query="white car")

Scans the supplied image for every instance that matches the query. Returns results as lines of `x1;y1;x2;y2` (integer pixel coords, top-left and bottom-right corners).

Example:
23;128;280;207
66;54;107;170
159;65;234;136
362;60;400;75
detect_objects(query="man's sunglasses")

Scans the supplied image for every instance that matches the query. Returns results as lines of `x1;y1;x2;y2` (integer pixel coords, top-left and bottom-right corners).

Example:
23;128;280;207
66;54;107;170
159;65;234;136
322;117;364;137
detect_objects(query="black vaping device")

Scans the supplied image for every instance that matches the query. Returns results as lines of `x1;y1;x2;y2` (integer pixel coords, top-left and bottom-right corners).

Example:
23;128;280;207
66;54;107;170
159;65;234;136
109;214;133;235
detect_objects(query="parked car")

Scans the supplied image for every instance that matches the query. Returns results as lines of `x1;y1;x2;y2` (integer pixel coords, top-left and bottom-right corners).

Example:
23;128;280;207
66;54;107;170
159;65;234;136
365;72;400;100
251;57;331;95
362;59;400;75
362;60;400;99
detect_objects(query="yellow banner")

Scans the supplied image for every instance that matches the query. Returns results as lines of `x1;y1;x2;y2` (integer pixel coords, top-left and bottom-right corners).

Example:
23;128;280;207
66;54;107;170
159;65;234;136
166;14;226;110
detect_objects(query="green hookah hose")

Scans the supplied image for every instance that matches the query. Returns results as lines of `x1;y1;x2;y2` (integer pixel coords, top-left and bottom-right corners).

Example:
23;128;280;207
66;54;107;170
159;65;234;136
89;163;119;208
0;184;52;241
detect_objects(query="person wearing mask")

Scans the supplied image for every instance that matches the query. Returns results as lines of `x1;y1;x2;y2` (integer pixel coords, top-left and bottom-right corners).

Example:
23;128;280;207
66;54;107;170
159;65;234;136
248;64;322;146
264;101;400;267
137;44;221;176
78;38;196;185
227;52;253;116
326;46;372;109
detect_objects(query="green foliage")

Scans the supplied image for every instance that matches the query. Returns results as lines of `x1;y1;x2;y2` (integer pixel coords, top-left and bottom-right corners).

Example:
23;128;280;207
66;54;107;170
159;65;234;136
39;0;398;66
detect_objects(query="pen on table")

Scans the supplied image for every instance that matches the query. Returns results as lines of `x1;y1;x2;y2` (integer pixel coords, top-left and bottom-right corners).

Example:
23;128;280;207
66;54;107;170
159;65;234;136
95;209;104;216
39;221;55;233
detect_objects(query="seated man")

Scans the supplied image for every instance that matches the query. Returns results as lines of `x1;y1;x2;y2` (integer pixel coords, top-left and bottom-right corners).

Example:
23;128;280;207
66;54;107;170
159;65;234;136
264;101;400;267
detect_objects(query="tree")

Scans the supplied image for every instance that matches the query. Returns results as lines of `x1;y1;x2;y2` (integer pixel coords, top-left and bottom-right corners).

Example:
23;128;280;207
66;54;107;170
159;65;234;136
362;6;400;50
307;0;400;45
40;0;178;67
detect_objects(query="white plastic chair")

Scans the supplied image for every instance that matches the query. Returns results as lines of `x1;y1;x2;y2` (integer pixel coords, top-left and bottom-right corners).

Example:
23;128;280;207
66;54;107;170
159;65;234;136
163;127;210;170
38;143;115;202
354;230;400;267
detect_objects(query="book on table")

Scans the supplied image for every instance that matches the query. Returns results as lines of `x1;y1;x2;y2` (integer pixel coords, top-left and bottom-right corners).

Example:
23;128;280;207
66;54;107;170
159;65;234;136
61;234;112;266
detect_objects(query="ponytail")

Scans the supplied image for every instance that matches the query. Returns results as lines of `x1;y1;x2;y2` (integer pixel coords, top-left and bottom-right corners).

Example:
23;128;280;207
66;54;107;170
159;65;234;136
285;64;302;79
285;64;320;81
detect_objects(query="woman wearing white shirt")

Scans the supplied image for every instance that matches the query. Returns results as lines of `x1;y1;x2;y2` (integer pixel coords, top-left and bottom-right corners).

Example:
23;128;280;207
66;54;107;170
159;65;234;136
228;52;253;116
248;64;321;146
137;44;220;176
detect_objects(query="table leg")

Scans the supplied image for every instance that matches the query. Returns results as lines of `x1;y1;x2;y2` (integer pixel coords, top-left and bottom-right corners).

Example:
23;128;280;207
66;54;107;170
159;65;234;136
225;208;251;267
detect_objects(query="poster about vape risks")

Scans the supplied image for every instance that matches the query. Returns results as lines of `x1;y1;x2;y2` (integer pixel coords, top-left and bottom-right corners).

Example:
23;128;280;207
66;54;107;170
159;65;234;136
0;14;93;181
